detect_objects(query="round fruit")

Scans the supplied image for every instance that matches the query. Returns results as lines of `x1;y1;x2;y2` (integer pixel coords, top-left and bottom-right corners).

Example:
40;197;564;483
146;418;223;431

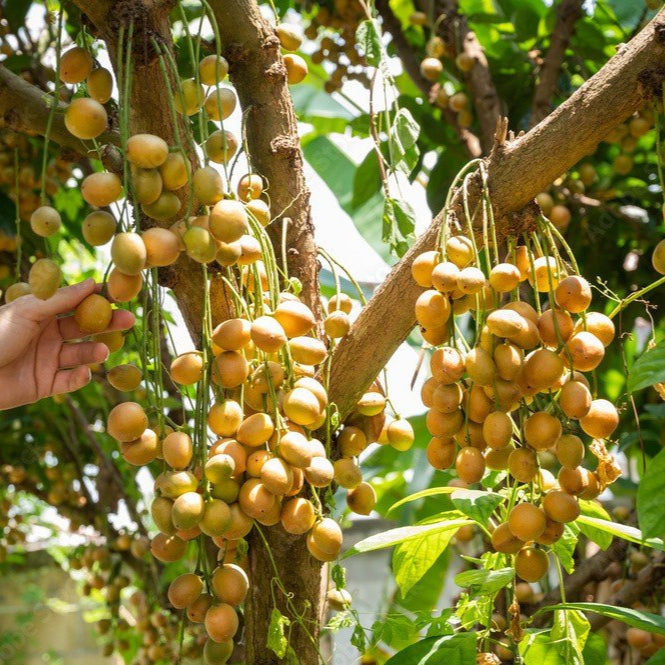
324;310;350;338
205;603;239;643
108;268;143;302
204;87;236;121
59;46;93;83
289;336;327;365
30;206;61;237
208;400;243;436
333;457;362;489
538;308;573;346
82;211;115;246
107;364;142;392
168;573;203;610
328;293;353;314
508;447;538;483
87;67;113;103
160;152;190;190
555;275;592;313
308;518;343;558
142;191;181;221
132;166;163;206
142;227;181;267
284;53;308;83
126;133;169;168
121;428;159;465
163;432;193;469
199;54;229;85
5;282;31;302
574;312;615;347
556;434;585;469
543;490;580;523
172;492;204;530
524;411;562;451
150;533;187;562
210;199;248;244
82;171;123;206
175;78;204;115
213;351;249;389
387;418;415;451
653;239;665;275
28;258;61;300
411;251;438;287
565;331;605;371
420;56;443;81
237;413;275;447
347;482;377;515
455;446;485;483
491;522;524;554
515;547;549;582
212;563;249;606
206;130;238;164
522;348;564;390
251;316;287;353
580;399;619;438
276;24;303;51
281;497;316;535
200;499;232;537
483;411;513;450
205;454;236;484
489;263;521;292
559;380;592;419
283;387;321;426
65;98;108;139
426;437;456;469
508;503;546;541
338;426;367;457
193;166;224;204
107;402;148;442
170;352;204;385
74;294;112;334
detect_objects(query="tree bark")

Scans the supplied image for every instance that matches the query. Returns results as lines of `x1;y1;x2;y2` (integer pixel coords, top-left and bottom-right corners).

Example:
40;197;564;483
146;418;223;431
328;7;665;420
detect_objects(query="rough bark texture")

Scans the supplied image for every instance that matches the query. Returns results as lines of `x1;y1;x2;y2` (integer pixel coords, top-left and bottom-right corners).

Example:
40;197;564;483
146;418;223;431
211;0;322;323
328;7;665;419
530;0;585;127
375;0;482;158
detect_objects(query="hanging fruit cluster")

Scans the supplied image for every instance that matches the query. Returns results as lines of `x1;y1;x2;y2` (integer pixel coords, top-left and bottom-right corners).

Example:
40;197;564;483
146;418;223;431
412;166;622;586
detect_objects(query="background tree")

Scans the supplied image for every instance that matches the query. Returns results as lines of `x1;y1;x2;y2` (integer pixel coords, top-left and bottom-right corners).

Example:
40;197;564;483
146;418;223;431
2;0;665;663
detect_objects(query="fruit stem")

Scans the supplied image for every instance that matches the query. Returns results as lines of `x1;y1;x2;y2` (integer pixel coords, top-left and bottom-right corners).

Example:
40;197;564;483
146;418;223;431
607;273;665;319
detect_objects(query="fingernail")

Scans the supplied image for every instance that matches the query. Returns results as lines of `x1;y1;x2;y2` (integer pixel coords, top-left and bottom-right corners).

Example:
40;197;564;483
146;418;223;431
101;344;110;361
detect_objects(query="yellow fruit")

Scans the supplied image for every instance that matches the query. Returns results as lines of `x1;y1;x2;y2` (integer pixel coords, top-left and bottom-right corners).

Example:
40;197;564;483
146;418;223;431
212;563;249;606
347;482;376;515
205;603;239;643
237;413;275;447
515;547;549;582
107;268;143;302
107;402;148;442
455;446;485;483
65;98;108;139
208;401;243;437
324;310;350;338
59;46;93;84
412;251;439;287
150;533;187;562
283;387;321;426
555;275;592;313
573;312;615;347
163;432;193;469
30;206;61;237
87;67;113;103
579;399;619;438
281;497;316;534
206;130;238;164
491;522;524;554
274;300;315;338
415;289;450;329
420;56;442;81
250;316;287;353
132;167;163;205
652;239;665;275
524;411;562;451
276;24;303;51
111;232;147;276
172;492;205;530
565;331;605;371
5;282;31;303
107;364;142;392
127;133;169;168
387;418;414;451
508;503;546;541
508;447;538;482
200;499;232;537
284;53;308;83
213;351;249;388
210;199;248;243
142;191;181;221
74;294;112;334
193;166;224;205
82;172;122;206
199;55;229;86
82;211;115;246
237;173;263;201
142;227;181;267
527;256;560;292
307;518;343;561
542;490;580;523
170;352;204;386
28;258;61;300
204;87;236;121
168;573;203;610
184;226;217;264
160;152;190;190
175;78;204;115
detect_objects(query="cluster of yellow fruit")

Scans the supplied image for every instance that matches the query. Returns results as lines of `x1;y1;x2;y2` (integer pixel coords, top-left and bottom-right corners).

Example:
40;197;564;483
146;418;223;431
412;231;620;583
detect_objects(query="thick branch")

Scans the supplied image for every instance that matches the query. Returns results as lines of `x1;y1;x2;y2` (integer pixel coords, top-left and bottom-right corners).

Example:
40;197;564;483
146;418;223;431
211;0;321;319
375;0;481;158
328;8;665;419
0;64;121;170
425;0;503;153
530;0;585;127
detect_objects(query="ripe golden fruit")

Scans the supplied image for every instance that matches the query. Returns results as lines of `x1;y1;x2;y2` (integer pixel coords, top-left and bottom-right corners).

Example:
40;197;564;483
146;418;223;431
446;235;474;267
455;446;485;484
491;522;524;554
557;466;588;495
483;411;513;450
274;300;315;337
82;171;122;206
213;351;249;389
328;293;353;314
28;258;61;300
556;434;585;469
205;454;236;484
170;352;204;386
142;227;181;267
237;173;263;201
246;199;271;227
175;78;204;115
427;408;464;438
450;92;469;112
208;401;243;437
111;232;147;276
163;432;193;469
507;447;538;483
87;67;113;103
82;211;115;246
30;206;61;237
156;470;198;498
281;498;316;536
289;336;327;365
324;310;350;338
308;518;343;560
212;563;249;606
172;491;205;530
527;256;560;292
93;330;124;353
580;398;619;438
151;496;175;535
412;251;438;287
555;275;592;313
210;199;248;243
5;282;31;302
536;518;564;545
126;133;169;168
150;533;187;562
212;318;251;352
160;151;189;190
508;503;547;541
524;411;562;451
205;603;239;643
304;456;334;488
107;364;141;392
431;261;461;292
237;413;275;447
60;46;93;83
486;309;526;338
207;130;239;164
204;87;236;121
107;268;143;302
543;490;580;523
238;478;279;522
420;56;443;81
199;54;229;86
284;53;308;83
489;263;521;292
356;391;386;416
574;312;615;347
347;482;377;515
74;294;112;334
565;331;605;371
193;166;224;205
260;457;293;494
200;499;232;537
107;402;148;442
338;426;367;457
515;547;549;582
121;428;158;465
283;387;321;426
466;346;496;386
559;380;592;419
168;573;203;609
65;98;107;140
387;418;415;451
538;308;573;346
276;24;303;51
432;382;463;413
333;457;362;489
426;437;456;469
131;165;163;205
430;347;465;384
456;266;486;295
522;348;564;390
249;316;287;353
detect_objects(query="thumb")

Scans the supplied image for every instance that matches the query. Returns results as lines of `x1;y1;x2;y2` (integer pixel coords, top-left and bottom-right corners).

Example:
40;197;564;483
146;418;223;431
19;279;97;321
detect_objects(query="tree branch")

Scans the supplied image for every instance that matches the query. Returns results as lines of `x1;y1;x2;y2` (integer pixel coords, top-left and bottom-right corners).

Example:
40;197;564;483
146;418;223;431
530;0;585;127
425;0;503;154
0;64;121;171
328;8;665;419
210;0;322;319
375;0;482;159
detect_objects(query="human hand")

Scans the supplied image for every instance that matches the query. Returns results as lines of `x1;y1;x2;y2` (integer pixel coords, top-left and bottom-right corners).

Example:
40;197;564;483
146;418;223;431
0;279;135;410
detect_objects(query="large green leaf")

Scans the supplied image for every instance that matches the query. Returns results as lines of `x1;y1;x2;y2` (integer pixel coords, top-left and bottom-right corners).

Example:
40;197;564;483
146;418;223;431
540;603;665;635
356;19;383;67
576;515;665;551
352;150;382;210
343;516;473;558
454;567;513;596
552;524;579;574
583;633;609;665
451;488;504;527
637;447;665;538
392;526;456;596
647;650;665;665
577;500;613;550
385;633;477;665
628;340;665;393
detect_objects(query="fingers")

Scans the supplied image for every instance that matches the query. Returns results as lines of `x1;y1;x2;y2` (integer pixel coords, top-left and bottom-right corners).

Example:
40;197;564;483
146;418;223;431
15;279;97;321
59;342;109;369
51;366;92;397
59;308;136;341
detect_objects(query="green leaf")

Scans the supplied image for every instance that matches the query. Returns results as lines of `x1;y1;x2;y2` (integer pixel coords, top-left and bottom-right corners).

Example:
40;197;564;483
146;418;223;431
576;515;665;551
576;500;613;550
390;108;421;173
383;197;416;257
393;526;456;596
356;19;383;67
331;563;347;589
5;0;31;30
454;567;513;596
267;608;290;658
343;516;473;558
628;341;665;393
519;631;565;664
583;632;609;665
451;488;504;527
385;633;477;665
389;486;459;513
638;447;665;539
352;150;382;210
552;524;579;574
647;649;665;665
540;603;665;635
551;609;588;665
